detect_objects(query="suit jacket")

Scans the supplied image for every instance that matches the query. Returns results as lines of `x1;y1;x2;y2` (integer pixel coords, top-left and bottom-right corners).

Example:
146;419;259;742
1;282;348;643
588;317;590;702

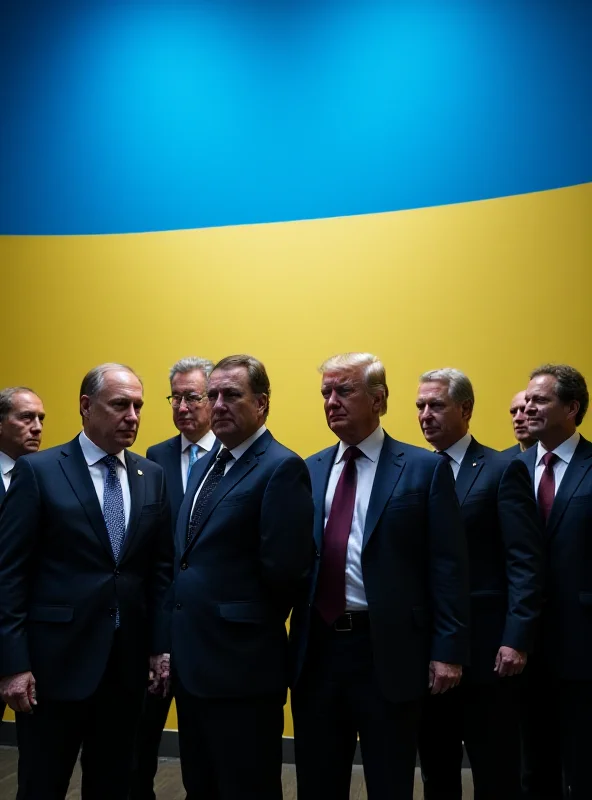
0;479;5;503
519;436;592;680
0;436;174;701
458;438;543;683
503;443;523;457
146;434;185;525
171;429;314;699
290;432;470;705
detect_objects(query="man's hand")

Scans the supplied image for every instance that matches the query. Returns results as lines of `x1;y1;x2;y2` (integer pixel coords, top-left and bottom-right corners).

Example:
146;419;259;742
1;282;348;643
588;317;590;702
148;653;171;697
0;671;37;713
429;661;462;695
494;646;527;677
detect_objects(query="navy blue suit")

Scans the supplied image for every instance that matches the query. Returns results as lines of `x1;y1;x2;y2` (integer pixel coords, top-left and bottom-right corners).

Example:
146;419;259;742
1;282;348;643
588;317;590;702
419;438;543;800
0;436;173;800
519;436;592;799
290;433;470;799
0;474;5;726
503;443;523;457
130;433;219;800
146;434;184;526
172;429;314;800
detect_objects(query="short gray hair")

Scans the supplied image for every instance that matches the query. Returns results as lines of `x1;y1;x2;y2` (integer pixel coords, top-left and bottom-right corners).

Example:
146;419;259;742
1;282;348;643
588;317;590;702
320;352;389;415
419;368;475;409
80;363;142;401
0;386;38;422
169;357;214;384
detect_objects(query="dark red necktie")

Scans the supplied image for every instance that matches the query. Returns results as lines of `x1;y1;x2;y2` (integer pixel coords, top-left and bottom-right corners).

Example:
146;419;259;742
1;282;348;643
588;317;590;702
315;446;363;625
537;452;558;524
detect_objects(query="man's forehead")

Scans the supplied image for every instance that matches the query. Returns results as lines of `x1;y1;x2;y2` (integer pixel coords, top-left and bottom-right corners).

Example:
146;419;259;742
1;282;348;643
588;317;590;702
11;391;43;411
322;368;360;385
527;375;555;394
417;381;450;399
172;370;206;389
209;367;248;388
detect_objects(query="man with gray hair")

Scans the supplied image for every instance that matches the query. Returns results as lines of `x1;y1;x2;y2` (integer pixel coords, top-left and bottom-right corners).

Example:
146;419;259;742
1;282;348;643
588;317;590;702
0;386;45;725
416;368;543;800
130;356;216;800
290;353;470;799
0;363;173;799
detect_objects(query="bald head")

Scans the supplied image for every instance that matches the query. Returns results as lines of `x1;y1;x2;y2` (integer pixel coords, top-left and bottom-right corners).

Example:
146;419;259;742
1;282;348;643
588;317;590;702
509;390;536;450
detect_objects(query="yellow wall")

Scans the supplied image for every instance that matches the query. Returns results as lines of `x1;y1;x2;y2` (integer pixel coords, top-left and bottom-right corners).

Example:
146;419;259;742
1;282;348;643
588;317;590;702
1;182;591;730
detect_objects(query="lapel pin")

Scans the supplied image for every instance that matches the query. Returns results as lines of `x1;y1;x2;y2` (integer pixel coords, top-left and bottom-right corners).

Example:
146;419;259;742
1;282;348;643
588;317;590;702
472;462;477;467
137;469;143;476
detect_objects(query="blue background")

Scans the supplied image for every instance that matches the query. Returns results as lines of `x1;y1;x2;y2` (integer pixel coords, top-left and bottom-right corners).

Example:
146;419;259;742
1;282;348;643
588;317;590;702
1;0;590;235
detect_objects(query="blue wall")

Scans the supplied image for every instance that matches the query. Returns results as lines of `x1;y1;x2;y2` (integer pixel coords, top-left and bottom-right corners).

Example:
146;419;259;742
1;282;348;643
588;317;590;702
1;0;590;234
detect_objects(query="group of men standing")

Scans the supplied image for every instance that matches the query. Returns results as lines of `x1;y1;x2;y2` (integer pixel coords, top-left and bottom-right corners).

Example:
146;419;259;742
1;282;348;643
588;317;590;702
0;354;590;800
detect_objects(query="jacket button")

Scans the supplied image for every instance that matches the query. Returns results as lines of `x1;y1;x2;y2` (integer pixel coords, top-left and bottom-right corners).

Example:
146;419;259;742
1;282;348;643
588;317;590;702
114;569;120;578
315;549;320;558
109;607;117;617
176;603;182;610
180;562;188;570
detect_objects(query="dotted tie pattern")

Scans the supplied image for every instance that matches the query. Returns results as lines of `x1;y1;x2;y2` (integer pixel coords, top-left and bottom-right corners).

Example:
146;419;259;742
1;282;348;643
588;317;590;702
102;454;126;627
186;448;234;548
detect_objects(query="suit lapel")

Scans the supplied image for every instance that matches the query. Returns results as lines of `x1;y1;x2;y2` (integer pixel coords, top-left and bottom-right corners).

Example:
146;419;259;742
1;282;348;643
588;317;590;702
362;435;405;550
182;432;271;556
522;445;537;486
167;434;184;513
310;445;339;552
455;437;485;506
119;450;146;560
547;437;592;537
59;437;114;561
0;479;5;502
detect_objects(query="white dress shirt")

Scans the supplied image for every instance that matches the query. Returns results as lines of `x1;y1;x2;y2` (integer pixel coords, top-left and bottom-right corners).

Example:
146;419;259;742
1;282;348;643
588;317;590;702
441;432;473;481
181;429;217;492
0;450;16;492
324;425;385;611
190;425;267;514
79;431;131;528
534;431;580;497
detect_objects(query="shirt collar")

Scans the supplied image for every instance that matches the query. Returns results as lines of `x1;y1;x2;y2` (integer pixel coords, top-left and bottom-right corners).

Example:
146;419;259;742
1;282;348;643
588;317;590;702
228;425;267;462
79;431;127;469
336;425;385;463
536;430;580;467
181;429;216;454
443;432;473;467
0;450;16;476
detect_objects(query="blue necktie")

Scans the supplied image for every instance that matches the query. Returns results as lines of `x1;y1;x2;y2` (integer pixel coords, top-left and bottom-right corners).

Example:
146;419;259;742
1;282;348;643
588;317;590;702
187;444;199;482
186;448;234;547
102;455;126;626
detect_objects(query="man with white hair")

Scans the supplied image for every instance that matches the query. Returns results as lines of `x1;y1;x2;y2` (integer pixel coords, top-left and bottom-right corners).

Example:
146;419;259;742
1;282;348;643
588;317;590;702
416;368;543;800
290;353;470;799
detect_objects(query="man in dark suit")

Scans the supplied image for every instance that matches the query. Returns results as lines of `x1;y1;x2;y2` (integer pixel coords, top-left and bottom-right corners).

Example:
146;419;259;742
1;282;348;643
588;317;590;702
504;389;537;456
171;354;314;800
130;356;215;800
520;364;591;799
290;353;470;800
0;386;45;726
0;363;173;800
416;368;543;800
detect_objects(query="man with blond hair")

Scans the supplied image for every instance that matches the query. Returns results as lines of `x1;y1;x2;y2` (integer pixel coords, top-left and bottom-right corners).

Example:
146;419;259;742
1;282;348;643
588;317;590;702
290;353;470;799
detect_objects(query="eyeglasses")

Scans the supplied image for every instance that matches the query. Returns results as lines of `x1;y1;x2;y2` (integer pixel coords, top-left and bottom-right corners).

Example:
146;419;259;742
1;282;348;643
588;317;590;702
167;393;207;408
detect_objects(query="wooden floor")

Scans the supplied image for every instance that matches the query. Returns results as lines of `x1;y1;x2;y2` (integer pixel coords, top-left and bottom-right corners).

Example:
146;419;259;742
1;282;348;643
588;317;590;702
0;746;474;798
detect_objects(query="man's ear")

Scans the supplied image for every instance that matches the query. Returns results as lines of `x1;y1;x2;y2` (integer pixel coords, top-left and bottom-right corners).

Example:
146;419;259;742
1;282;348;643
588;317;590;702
80;395;91;419
461;399;473;422
256;393;268;419
566;399;580;424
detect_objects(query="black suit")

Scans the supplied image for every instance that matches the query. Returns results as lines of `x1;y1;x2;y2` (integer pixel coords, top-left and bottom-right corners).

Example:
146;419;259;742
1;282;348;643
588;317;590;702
0;436;173;800
418;437;543;800
0;475;5;726
290;433;470;799
519;437;592;799
129;433;218;800
172;429;314;800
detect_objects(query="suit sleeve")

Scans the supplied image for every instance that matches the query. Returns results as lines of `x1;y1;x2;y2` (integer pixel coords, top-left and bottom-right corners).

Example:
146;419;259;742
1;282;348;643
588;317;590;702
428;458;471;665
259;456;315;613
0;458;41;676
498;457;544;652
147;466;174;654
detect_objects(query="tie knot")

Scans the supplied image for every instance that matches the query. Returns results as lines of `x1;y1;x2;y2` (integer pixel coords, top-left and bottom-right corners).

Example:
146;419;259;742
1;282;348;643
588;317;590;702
103;454;120;473
542;452;558;468
437;451;452;462
189;444;198;456
342;446;363;463
216;448;234;465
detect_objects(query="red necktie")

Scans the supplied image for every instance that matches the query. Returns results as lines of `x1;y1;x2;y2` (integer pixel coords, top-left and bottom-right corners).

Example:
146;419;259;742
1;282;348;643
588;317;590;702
315;446;363;625
537;452;558;523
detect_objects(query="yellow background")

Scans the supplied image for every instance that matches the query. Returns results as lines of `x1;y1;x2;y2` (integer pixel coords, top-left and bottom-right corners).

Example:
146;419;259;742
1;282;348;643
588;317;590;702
1;182;591;731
